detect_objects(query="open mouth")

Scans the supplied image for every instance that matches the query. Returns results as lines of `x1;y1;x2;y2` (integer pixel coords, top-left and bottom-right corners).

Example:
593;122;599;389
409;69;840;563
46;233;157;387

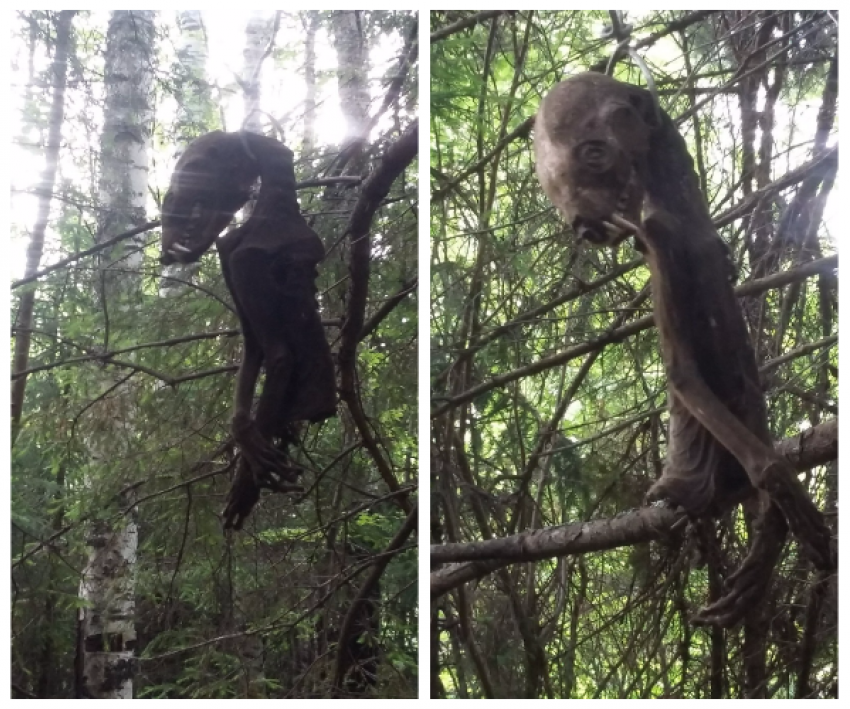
168;241;193;257
161;204;203;264
574;171;642;244
161;238;197;265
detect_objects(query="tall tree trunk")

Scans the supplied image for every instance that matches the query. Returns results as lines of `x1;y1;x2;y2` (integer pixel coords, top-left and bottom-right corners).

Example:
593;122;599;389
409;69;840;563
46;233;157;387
96;11;155;263
173;10;211;143
301;11;321;157
11;10;76;440
332;11;371;143
78;10;155;699
160;9;212;297
240;11;279;134
77;492;139;699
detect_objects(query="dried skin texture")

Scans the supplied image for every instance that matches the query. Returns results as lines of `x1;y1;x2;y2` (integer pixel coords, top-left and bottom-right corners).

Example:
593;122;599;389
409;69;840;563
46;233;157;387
535;73;654;246
535;73;834;627
161;131;259;264
161;131;337;529
535;74;761;517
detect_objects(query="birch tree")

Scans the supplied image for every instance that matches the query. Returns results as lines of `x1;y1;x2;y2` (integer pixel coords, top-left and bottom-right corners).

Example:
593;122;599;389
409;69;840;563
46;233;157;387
11;11;418;698
78;10;155;699
240;11;279;134
160;10;213;297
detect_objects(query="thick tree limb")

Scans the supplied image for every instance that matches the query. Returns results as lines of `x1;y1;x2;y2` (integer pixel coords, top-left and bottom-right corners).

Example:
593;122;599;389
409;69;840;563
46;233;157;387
432;506;680;599
773;418;837;470
431;418;836;598
338;122;418;513
338;121;418;374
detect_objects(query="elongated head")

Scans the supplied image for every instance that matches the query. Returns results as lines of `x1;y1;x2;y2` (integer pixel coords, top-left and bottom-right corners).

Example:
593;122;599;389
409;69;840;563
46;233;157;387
160;132;260;264
534;73;659;246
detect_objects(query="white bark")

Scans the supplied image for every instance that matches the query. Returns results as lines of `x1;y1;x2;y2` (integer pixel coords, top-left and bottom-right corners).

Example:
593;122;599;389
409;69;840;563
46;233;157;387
81;10;155;699
160;10;211;297
241;11;279;134
301;11;321;156
97;11;155;270
175;10;209;127
78;501;138;699
331;11;371;142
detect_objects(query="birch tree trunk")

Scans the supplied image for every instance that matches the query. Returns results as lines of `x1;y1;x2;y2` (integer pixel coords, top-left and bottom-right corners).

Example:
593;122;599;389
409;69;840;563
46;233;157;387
241;11;279;134
301;11;321;157
173;10;211;143
78;10;155;699
96;11;155;264
332;11;371;144
160;10;212;297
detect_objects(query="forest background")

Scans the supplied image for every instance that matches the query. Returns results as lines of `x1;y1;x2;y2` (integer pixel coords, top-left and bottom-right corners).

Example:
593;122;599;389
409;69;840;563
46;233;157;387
9;9;418;699
5;7;843;702
430;9;837;699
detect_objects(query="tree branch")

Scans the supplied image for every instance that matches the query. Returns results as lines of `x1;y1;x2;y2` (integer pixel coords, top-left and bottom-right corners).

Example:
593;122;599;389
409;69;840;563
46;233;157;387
430;11;508;43
358;277;417;341
432;255;837;416
11;176;368;290
338;121;418;513
431;418;837;598
333;505;417;694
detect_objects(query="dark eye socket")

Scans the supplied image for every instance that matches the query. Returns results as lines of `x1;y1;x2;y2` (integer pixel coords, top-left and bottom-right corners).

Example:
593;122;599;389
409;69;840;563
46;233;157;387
575;140;611;170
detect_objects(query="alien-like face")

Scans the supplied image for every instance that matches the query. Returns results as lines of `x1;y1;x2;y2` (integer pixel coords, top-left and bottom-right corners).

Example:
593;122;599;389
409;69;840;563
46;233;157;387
534;73;659;246
160;132;254;265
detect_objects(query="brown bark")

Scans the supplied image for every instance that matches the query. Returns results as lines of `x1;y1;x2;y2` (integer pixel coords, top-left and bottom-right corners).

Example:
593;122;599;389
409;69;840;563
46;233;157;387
11;10;76;436
431;418;837;597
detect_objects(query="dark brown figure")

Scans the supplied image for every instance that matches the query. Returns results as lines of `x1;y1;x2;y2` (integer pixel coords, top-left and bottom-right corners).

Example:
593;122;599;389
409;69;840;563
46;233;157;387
535;73;833;627
161;131;337;529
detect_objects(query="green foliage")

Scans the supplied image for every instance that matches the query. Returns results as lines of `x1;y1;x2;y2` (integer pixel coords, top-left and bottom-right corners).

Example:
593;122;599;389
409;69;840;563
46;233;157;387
11;9;417;699
431;9;837;699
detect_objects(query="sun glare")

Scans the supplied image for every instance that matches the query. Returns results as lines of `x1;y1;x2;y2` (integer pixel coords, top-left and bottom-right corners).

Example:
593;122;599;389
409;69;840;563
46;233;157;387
9;10;406;279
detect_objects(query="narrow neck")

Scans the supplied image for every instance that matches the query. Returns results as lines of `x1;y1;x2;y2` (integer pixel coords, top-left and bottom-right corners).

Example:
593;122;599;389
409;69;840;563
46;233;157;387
250;179;303;224
644;113;716;237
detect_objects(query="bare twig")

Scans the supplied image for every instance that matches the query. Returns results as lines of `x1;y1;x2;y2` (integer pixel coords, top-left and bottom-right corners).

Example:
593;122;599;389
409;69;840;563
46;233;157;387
433;255;836;416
